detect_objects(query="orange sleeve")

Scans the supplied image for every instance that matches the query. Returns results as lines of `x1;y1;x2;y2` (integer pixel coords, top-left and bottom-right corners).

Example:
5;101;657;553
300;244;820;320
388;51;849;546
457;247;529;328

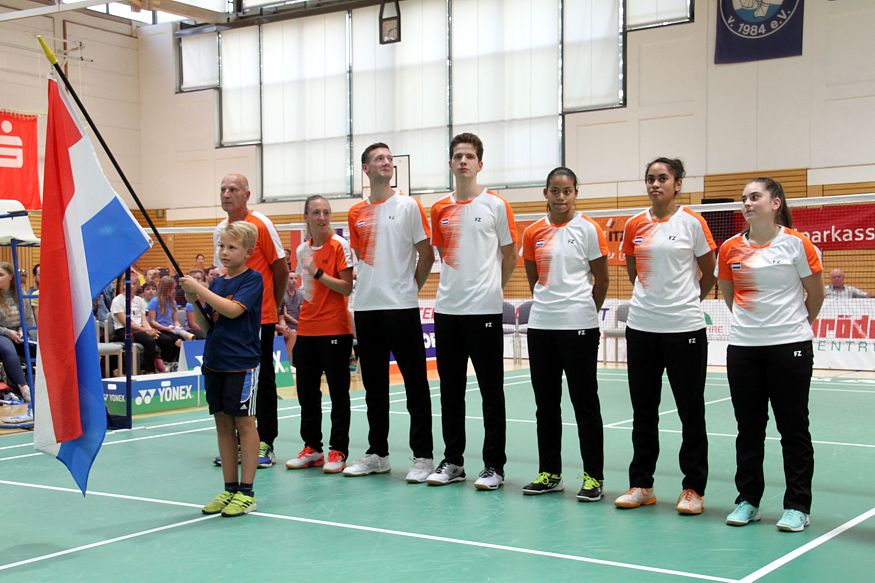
800;234;823;275
430;200;446;247
256;219;280;265
522;223;536;261
582;215;609;256
501;196;519;246
414;197;431;240
347;204;362;253
717;240;735;281
621;215;640;257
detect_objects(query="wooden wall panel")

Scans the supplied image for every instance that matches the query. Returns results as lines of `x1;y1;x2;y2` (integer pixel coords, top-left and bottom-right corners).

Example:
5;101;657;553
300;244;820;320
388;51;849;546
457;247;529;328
704;169;808;200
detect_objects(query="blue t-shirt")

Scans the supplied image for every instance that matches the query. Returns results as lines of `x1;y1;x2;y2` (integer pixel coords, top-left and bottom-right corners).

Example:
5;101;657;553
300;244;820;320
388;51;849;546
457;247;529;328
203;269;263;371
146;296;178;327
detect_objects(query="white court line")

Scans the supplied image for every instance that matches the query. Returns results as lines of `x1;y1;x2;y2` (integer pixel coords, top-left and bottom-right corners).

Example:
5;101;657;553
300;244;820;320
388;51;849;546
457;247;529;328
739;506;875;582
0;478;733;582
251;510;736;582
373;411;875;449
0;507;214;572
604;397;734;428
349;380;530;411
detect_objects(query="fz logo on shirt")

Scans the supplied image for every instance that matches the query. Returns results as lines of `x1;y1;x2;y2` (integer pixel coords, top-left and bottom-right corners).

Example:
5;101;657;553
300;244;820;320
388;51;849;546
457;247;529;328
331;339;338;345
388;215;396;220
793;350;802;357
484;322;492;328
668;235;677;241
474;217;482;222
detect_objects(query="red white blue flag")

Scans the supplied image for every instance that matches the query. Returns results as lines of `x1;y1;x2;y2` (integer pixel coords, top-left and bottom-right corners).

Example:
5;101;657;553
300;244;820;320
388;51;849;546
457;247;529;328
34;73;150;494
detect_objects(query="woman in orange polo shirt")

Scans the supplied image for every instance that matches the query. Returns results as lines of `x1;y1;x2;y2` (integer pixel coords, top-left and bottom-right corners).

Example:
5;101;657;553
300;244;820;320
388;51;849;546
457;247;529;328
285;196;355;475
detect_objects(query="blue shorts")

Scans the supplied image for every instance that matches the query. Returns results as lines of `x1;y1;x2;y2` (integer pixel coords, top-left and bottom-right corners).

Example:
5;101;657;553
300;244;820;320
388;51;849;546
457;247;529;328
203;366;259;417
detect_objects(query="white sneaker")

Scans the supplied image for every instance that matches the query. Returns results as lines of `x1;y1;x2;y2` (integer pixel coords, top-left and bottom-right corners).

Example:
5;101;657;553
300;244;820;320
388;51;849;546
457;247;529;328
405;457;434;483
474;467;504;490
614;487;656;508
343;453;390;476
285;446;324;469
426;460;466;486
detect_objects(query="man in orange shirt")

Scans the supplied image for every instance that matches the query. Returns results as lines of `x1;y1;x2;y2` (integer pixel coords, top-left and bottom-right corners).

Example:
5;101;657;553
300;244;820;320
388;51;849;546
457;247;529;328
213;173;289;468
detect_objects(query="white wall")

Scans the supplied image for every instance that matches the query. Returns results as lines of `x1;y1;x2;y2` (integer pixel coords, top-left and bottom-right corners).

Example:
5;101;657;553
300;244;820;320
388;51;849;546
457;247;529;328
565;0;875;197
0;1;140;201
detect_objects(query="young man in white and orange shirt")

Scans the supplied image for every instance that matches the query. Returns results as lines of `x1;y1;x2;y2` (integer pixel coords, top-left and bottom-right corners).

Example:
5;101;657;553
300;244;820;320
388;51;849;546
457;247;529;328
213;173;289;468
343;143;436;482
426;133;518;490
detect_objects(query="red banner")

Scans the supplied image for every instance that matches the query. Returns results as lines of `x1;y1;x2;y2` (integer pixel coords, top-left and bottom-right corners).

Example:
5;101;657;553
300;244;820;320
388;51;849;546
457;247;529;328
0;111;40;209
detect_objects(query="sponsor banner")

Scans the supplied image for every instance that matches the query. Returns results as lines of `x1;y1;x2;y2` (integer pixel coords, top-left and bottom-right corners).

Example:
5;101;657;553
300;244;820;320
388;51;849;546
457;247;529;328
103;372;201;415
179;337;295;389
715;0;804;65
0;110;40;209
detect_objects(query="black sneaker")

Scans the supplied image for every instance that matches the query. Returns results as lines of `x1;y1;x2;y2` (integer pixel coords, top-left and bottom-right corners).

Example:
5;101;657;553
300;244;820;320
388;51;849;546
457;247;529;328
576;472;603;502
522;472;565;495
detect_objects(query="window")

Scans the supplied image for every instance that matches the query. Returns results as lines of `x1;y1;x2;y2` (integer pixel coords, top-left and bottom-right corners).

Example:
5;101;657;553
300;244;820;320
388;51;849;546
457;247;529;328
179;33;219;91
563;0;625;112
351;0;449;192
451;0;560;186
219;27;260;143
627;0;691;30
261;13;349;198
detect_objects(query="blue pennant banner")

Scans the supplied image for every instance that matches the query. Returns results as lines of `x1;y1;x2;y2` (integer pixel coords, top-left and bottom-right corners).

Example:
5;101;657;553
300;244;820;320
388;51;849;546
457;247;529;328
715;0;805;64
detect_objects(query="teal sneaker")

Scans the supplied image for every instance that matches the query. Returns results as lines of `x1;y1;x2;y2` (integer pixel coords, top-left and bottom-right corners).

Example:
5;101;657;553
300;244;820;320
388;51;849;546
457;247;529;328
576;472;604;502
221;491;257;517
522;472;564;495
726;501;761;526
776;509;809;532
202;490;235;515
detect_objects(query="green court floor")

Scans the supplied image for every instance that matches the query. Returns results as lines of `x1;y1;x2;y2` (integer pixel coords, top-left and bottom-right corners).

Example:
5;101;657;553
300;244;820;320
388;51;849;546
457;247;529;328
1;368;873;582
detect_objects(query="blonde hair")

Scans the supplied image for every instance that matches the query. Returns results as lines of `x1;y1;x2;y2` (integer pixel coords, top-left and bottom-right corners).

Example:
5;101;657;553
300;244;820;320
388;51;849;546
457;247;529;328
222;221;258;250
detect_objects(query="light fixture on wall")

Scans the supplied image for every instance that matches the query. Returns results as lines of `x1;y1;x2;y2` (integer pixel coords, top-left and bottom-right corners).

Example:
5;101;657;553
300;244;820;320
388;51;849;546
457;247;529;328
379;0;401;45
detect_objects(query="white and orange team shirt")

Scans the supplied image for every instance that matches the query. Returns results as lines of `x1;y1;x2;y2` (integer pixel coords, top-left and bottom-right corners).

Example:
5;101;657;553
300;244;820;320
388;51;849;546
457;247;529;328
295;234;354;337
214;210;285;325
522;214;608;330
717;227;822;347
621;206;717;333
347;190;430;311
431;189;518;315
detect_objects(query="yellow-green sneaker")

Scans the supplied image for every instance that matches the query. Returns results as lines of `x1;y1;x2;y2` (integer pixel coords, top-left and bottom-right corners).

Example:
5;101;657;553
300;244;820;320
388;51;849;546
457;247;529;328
521;472;564;495
577;473;604;502
202;490;235;515
221;491;257;517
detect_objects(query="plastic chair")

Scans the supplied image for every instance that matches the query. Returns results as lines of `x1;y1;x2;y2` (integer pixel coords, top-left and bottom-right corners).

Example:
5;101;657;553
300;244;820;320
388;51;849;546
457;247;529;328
602;303;629;364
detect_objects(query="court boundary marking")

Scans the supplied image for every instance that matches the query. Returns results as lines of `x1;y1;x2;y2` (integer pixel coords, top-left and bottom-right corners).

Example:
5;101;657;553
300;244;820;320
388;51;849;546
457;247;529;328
0;478;734;582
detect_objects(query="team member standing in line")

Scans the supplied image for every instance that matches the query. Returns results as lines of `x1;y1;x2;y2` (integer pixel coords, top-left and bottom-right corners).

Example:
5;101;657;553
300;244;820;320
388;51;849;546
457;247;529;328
343;143;436;482
214;173;289;468
285;196;355;474
614;158;716;515
425;133;518;490
521;167;609;500
182;221;263;517
718;178;823;532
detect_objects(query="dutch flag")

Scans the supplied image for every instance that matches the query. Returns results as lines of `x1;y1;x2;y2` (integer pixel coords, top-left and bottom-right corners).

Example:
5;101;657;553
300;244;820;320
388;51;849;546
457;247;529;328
33;74;151;494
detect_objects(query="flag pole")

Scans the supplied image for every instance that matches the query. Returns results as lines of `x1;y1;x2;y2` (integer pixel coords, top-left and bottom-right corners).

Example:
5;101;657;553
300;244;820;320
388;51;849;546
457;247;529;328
37;35;212;329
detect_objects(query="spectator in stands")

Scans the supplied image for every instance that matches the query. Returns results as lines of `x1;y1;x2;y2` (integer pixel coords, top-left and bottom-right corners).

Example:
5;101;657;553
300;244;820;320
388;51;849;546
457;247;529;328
185;269;208;340
146;276;190;365
276;272;302;365
110;279;163;374
824;268;871;299
28;264;39;322
194;253;207;273
142;281;157;303
207;267;221;285
146;268;161;286
0;262;36;402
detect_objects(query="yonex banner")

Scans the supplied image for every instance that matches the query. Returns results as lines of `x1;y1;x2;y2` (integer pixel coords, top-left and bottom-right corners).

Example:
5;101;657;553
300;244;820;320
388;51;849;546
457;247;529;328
715;0;805;64
179;337;295;389
103;372;202;415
